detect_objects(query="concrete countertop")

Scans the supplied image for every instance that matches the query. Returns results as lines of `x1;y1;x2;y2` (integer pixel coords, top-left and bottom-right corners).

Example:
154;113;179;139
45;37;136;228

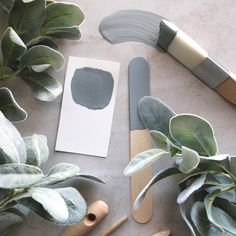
1;0;236;235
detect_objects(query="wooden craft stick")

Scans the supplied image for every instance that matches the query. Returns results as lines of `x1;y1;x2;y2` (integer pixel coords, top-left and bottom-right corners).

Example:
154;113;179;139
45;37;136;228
129;58;153;223
97;215;128;236
61;200;109;236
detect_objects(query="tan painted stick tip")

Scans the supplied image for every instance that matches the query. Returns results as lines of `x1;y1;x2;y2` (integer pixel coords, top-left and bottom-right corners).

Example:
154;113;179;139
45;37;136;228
97;215;128;236
152;230;171;236
61;200;109;236
215;72;236;105
130;129;153;223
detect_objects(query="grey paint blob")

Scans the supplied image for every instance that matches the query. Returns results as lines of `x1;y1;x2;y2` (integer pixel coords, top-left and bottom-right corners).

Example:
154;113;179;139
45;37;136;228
71;67;114;110
99;10;165;48
129;57;150;130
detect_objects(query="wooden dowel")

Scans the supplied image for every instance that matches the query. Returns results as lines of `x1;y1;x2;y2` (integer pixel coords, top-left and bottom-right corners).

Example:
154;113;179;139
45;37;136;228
98;215;128;236
152;230;171;236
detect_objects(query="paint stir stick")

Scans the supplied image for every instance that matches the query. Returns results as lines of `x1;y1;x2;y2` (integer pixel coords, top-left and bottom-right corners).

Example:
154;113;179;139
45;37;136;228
97;215;128;236
128;57;153;223
61;200;109;236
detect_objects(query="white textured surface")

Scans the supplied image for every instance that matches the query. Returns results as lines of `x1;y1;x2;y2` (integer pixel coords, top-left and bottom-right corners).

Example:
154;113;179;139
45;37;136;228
0;0;236;235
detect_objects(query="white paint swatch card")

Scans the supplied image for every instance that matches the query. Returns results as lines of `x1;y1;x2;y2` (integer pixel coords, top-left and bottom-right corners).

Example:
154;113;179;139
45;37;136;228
56;56;120;157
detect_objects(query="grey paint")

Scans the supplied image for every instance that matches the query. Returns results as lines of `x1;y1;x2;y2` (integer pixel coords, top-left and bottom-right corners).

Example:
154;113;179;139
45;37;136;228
157;20;177;51
71;67;114;110
99;10;230;91
192;57;229;88
99;10;164;48
138;96;176;141
129;57;150;130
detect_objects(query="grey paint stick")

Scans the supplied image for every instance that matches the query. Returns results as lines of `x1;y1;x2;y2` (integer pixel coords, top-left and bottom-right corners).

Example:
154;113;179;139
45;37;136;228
129;57;150;130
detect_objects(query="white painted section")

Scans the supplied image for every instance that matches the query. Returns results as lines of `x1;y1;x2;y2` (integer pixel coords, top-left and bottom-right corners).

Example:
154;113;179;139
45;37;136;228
168;30;208;70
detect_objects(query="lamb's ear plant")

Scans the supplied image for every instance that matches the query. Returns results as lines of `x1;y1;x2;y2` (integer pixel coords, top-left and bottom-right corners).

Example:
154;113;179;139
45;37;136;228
0;0;84;121
124;96;236;236
0;111;104;234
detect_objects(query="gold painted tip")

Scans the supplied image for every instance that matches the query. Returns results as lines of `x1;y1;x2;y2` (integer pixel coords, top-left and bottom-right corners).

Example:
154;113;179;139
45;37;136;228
215;72;236;105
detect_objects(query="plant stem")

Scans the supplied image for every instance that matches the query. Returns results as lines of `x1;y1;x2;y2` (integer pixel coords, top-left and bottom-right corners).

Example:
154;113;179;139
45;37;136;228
2;71;21;81
0;189;27;211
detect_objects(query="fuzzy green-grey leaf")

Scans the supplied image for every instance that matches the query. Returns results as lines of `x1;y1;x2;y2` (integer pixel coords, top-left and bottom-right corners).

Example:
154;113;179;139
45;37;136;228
47;163;80;179
134;167;181;209
124;149;168;176
18;188;86;225
0;87;27;122
19;45;64;71
197;162;230;175
42;2;84;29
179;203;197;236
0;111;26;164
0;163;43;189
206;173;236;203
214;198;236;221
18;198;56;223
204;193;236;234
28;187;69;222
170;114;218;156
33;38;59;51
138;96;176;142
40;26;81;40
21;70;62;102
177;174;206;204
24;134;49;167
200;154;229;161
1;27;26;65
191;201;234;236
74;174;105;184
150;130;180;156
179;146;200;174
204;191;236;234
8;0;45;43
55;187;87;224
207;185;236;203
35;163;80;186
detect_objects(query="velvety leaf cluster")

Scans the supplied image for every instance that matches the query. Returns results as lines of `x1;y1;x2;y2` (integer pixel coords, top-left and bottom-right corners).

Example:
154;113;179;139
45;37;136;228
124;96;236;236
0;0;84;121
0;111;104;233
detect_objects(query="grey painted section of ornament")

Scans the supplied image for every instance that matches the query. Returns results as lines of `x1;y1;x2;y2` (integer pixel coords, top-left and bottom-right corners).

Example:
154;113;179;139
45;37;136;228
71;67;114;110
99;10;165;48
192;57;229;88
129;57;150;130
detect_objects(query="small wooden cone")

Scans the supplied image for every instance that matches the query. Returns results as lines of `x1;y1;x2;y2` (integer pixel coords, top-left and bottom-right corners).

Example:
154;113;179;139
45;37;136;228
61;200;109;236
